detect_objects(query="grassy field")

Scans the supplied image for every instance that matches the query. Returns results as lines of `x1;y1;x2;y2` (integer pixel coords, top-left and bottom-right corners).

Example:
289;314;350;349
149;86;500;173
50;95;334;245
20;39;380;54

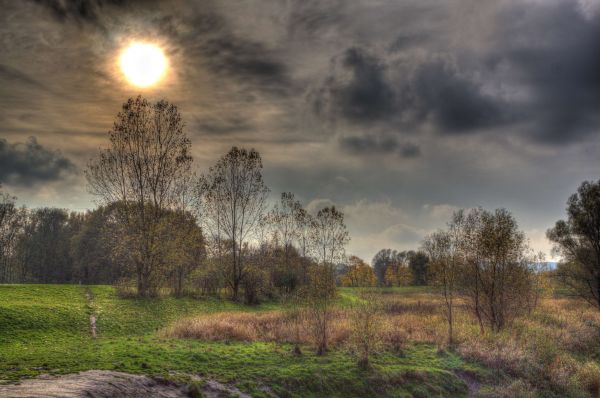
1;285;599;397
0;284;486;397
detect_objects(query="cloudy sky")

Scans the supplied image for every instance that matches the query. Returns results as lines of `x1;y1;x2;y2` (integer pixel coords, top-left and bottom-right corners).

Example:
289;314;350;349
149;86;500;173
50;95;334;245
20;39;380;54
1;0;600;261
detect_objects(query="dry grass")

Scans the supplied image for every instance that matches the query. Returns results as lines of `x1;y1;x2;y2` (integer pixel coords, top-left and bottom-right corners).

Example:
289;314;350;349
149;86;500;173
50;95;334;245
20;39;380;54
163;310;350;346
163;290;600;396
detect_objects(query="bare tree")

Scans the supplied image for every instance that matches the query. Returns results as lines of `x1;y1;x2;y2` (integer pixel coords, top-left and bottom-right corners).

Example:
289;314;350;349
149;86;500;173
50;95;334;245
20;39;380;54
197;147;269;301
349;291;383;369
86;96;192;296
295;207;313;258
423;230;458;346
0;187;26;283
268;192;304;266
303;263;337;355
548;180;600;309
310;206;350;266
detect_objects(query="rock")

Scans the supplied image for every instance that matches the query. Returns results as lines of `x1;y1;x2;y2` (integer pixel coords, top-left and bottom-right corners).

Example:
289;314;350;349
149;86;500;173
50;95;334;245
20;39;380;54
0;370;188;398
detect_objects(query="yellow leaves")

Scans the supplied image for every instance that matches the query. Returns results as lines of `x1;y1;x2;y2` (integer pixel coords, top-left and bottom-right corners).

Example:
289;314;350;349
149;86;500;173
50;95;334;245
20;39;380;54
342;256;377;287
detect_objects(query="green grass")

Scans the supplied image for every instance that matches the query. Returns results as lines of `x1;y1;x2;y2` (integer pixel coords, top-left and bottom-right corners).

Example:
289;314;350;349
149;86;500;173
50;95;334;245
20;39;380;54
0;284;483;397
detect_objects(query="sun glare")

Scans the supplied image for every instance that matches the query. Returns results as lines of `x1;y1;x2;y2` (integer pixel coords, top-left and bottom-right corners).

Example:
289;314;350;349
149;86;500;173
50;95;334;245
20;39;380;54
119;43;167;88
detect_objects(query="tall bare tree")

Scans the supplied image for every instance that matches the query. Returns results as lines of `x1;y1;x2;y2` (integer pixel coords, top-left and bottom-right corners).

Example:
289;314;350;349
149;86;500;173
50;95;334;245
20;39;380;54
86;96;192;296
310;206;349;266
548;180;600;308
268;192;303;266
0;187;26;283
197;147;269;300
423;230;458;345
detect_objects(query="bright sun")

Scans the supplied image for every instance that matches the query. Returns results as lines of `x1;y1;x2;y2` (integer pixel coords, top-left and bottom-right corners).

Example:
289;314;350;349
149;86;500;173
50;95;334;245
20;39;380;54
119;43;167;88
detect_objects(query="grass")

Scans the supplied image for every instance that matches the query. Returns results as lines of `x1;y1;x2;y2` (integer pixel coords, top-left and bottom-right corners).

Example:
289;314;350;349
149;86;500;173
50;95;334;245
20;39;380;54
0;284;481;397
4;284;597;396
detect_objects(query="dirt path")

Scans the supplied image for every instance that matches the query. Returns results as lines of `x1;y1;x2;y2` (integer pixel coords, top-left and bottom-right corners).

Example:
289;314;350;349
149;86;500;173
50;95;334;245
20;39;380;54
84;287;97;339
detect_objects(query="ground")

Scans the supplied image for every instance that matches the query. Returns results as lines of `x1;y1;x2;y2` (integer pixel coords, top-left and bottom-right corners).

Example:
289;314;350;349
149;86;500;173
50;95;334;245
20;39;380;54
0;284;492;397
3;285;597;397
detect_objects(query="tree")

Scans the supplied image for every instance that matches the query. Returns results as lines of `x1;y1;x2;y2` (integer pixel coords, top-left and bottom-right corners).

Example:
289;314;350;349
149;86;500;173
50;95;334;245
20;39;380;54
268;192;303;263
409;251;429;285
15;208;79;283
474;208;533;331
303;263;337;355
430;207;537;334
548;180;600;308
372;249;396;285
349;291;382;369
383;262;413;287
296;207;313;258
310;206;350;266
0;187;26;283
197;147;269;300
423;230;458;345
157;210;206;296
71;205;121;285
267;192;309;293
86;96;192;296
342;256;377;287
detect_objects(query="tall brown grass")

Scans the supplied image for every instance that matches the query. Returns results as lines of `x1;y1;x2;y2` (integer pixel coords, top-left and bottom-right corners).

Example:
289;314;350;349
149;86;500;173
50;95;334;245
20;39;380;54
163;290;600;396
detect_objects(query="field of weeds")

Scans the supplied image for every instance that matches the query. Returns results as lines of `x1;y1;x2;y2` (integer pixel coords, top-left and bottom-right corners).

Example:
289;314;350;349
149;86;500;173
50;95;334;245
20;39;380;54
165;287;600;397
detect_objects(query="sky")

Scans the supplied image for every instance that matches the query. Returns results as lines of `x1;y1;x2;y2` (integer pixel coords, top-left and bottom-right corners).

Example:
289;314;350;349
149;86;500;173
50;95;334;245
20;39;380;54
1;0;600;262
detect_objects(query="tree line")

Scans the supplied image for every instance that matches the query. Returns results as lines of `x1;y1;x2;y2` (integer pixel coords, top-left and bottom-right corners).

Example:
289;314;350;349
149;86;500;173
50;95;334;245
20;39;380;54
2;95;600;323
0;96;351;304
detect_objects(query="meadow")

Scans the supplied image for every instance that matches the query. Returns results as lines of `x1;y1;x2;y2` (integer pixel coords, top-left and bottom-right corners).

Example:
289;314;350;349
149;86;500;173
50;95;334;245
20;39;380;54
1;284;599;397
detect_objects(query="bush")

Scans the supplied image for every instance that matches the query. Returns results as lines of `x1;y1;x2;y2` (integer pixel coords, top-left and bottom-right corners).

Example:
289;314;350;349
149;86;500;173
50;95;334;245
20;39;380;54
348;292;383;368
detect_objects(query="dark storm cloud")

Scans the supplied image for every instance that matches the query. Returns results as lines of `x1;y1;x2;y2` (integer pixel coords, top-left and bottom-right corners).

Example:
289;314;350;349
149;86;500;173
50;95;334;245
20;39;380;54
330;48;395;123
3;0;600;259
310;0;600;149
315;47;507;153
490;0;600;144
0;137;76;185
199;36;291;96
30;0;143;26
323;54;506;133
340;134;421;158
410;59;506;133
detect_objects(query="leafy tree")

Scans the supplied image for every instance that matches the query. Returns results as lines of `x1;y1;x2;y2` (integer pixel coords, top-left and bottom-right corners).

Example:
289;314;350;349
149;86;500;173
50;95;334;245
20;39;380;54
548;180;600;308
342;256;377;287
409;251;429;285
383;262;412;287
157;210;206;296
19;208;78;283
429;208;537;334
86;96;193;296
71;205;121;284
372;249;396;285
